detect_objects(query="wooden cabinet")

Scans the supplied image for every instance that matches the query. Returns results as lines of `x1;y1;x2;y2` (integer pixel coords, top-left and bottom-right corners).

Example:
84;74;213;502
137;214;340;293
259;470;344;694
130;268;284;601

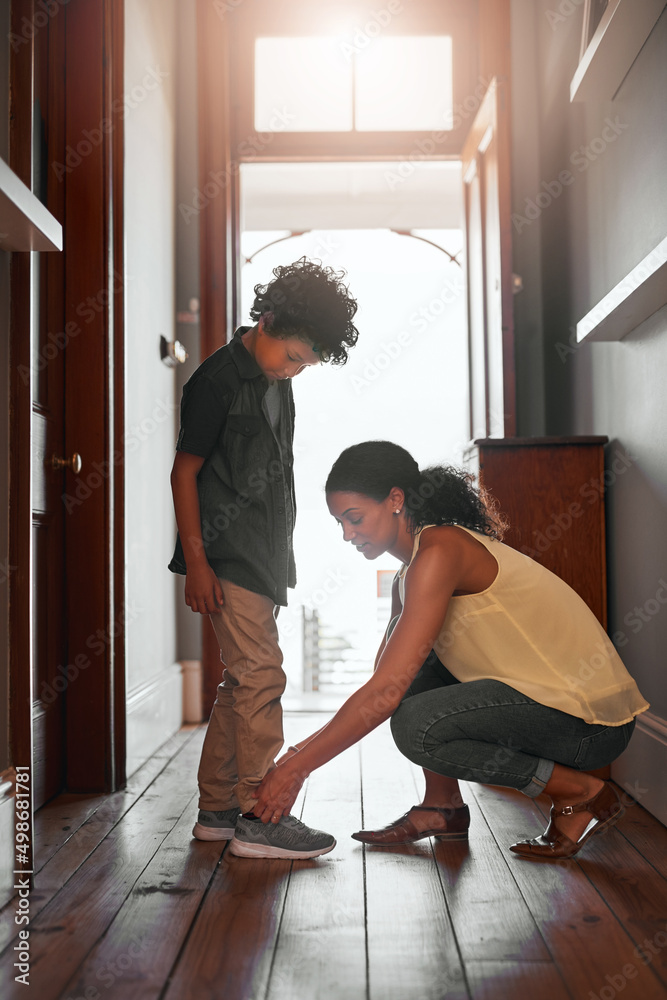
465;437;609;627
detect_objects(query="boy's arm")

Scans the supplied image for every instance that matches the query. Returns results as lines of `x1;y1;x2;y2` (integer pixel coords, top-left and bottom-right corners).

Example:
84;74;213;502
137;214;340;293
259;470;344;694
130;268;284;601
170;451;224;614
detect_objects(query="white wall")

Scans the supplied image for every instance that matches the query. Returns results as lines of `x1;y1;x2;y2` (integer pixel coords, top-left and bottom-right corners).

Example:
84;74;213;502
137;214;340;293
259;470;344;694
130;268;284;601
173;0;202;666
124;0;181;773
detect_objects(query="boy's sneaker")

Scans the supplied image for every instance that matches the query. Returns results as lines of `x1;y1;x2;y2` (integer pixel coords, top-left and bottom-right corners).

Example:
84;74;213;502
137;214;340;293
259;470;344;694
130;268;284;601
192;807;241;841
229;815;336;859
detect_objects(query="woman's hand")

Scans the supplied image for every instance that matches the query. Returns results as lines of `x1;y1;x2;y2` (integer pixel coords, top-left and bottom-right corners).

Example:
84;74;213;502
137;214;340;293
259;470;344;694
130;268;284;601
253;760;306;823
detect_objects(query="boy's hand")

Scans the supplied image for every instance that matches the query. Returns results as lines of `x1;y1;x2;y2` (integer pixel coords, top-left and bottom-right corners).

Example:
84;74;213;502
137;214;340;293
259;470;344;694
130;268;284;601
184;564;224;615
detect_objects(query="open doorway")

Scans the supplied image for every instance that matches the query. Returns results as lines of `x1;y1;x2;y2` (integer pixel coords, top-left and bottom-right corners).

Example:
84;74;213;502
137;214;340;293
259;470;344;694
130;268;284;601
195;3;515;717
240;161;468;708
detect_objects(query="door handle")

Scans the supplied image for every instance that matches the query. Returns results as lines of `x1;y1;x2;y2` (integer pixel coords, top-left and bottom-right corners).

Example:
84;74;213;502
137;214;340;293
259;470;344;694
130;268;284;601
50;453;82;474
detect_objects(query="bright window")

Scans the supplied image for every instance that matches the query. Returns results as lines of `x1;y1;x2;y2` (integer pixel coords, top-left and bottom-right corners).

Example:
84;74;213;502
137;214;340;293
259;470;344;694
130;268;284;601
254;37;353;132
355;36;453;131
254;35;453;133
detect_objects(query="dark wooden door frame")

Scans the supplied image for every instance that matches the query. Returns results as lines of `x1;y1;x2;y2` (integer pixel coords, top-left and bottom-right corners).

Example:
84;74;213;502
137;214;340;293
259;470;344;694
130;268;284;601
62;0;126;792
9;0;126;808
196;0;239;713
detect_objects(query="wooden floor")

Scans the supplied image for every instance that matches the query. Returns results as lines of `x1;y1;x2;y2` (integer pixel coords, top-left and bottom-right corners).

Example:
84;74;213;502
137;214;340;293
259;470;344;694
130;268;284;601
1;716;667;1000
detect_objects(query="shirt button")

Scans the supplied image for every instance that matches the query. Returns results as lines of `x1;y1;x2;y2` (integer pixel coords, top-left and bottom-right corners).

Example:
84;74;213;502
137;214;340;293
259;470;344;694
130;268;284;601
278;507;284;514
280;544;286;551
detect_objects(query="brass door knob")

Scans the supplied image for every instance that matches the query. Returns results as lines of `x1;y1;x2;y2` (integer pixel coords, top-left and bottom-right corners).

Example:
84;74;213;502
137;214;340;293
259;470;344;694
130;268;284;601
50;453;82;474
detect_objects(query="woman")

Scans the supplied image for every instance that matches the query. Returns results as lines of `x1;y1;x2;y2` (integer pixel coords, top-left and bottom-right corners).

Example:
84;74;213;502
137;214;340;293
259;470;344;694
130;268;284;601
254;442;648;859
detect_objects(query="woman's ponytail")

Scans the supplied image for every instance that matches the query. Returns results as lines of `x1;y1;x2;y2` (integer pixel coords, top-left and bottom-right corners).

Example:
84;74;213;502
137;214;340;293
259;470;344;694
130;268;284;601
325;442;507;539
406;465;507;539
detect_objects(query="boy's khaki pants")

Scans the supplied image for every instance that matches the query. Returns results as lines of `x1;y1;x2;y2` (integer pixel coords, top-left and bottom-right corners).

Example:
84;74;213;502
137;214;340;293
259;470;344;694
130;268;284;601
197;579;286;815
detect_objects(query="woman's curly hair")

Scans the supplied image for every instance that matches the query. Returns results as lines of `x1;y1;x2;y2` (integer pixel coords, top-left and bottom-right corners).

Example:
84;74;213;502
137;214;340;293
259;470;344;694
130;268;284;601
249;257;359;366
325;441;508;539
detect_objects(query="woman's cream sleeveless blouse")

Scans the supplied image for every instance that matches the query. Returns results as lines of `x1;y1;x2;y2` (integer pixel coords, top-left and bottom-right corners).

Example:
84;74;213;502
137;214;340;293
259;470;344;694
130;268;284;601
396;526;649;726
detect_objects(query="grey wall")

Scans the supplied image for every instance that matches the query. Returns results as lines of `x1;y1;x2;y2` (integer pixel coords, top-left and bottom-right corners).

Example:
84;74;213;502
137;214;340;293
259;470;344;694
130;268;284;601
511;2;667;719
510;0;546;437
124;0;181;762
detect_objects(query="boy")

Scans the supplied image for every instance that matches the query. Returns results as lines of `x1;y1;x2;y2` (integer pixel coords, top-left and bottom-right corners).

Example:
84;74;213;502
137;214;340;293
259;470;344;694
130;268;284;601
169;258;359;859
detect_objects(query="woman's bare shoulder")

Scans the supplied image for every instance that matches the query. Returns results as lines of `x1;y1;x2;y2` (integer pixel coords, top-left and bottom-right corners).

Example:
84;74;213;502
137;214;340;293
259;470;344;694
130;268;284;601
417;524;474;552
406;526;466;587
415;524;498;595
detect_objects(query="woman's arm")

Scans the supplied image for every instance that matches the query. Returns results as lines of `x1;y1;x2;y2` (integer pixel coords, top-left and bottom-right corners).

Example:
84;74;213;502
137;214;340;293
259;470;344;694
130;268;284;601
274;722;330;766
372;574;403;672
276;578;404;765
253;538;463;820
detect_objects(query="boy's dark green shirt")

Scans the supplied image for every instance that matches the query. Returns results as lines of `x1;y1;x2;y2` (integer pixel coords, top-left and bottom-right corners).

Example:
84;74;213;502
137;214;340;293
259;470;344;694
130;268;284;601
168;328;296;606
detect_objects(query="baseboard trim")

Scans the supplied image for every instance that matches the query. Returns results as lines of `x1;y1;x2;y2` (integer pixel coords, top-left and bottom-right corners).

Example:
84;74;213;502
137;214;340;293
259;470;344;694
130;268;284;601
126;664;183;778
180;659;203;724
612;711;667;825
635;709;667;744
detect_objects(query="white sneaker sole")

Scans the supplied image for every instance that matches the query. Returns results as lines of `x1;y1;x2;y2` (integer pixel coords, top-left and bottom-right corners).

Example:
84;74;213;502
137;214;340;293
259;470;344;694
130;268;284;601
228;836;336;859
192;822;236;842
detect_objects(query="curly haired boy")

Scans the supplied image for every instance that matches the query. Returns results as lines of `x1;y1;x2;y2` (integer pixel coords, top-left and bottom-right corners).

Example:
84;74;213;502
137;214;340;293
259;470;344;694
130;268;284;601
169;258;359;858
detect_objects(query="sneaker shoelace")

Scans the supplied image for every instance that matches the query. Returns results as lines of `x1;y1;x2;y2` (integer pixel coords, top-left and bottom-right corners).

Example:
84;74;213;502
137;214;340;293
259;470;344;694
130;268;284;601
251;815;323;846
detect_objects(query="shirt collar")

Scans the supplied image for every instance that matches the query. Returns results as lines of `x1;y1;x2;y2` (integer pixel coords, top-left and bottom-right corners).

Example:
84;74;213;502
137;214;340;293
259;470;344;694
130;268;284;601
228;326;264;380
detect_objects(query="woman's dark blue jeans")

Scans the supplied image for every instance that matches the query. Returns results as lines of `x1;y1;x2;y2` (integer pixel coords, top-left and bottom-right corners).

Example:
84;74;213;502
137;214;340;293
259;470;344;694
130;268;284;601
390;651;635;797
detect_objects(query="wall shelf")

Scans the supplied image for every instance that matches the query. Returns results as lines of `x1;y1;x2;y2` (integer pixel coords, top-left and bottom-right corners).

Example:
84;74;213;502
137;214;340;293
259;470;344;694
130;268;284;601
576;237;667;342
570;0;666;103
0;157;62;252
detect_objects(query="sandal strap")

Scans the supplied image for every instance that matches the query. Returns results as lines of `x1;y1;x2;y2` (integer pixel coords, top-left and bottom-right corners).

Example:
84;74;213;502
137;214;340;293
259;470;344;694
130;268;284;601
552;783;618;818
553;801;592;816
411;804;466;816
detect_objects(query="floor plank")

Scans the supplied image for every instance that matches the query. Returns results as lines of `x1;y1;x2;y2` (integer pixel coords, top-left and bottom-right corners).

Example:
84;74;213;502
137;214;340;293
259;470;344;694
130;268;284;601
163;851;293;1000
471;783;667;1000
362;722;469;1000
466;961;571;1000
265;743;366;1000
32;727;198;872
3;719;666;1000
609;792;667;880
532;788;667;987
162;714;323;1000
57;793;223;1000
0;731;206;1000
0;727;201;957
433;781;550;964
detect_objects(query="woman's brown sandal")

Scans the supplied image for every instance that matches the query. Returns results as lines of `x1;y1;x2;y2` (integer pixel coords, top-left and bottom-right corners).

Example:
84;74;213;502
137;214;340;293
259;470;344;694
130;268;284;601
351;804;470;845
509;782;624;860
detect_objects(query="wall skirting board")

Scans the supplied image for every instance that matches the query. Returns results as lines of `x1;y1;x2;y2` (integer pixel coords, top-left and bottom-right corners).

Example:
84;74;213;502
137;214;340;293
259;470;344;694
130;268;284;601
612;710;667;826
181;660;204;724
125;664;183;778
0;772;15;909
